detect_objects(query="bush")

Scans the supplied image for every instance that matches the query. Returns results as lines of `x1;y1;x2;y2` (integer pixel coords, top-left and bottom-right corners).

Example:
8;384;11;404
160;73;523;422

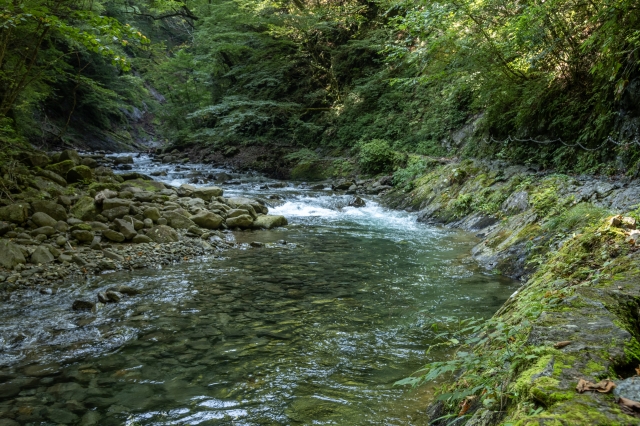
357;139;398;174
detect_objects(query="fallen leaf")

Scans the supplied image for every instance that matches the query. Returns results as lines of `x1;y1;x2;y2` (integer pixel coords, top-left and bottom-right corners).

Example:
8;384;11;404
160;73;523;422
576;379;616;393
635;365;640;376
458;396;475;417
554;341;572;349
619;397;640;418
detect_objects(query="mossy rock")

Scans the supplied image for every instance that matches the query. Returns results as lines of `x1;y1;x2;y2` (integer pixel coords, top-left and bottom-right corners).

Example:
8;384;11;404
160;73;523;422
87;182;122;193
124;179;165;192
45;160;76;178
66;166;93;184
70;196;98;221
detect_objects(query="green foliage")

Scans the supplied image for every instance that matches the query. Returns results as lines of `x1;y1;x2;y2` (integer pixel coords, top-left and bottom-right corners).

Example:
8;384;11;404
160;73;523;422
396;316;546;411
544;203;610;233
393;155;434;191
357;139;398;174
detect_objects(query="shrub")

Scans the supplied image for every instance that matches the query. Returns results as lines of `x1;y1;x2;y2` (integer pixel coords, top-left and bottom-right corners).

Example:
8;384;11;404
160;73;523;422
357;139;398;174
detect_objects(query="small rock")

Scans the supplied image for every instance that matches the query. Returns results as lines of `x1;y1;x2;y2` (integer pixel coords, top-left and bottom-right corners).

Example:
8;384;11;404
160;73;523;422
32;212;58;227
30;246;54;264
132;234;152;244
56;235;68;247
348;196;366;207
146;225;179;243
72;229;94;243
105;291;122;302
72;300;95;311
102;249;124;262
114;218;137;240
102;229;125;243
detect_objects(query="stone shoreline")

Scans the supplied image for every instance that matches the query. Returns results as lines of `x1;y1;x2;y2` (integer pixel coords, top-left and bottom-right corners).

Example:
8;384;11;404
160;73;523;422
0;149;288;302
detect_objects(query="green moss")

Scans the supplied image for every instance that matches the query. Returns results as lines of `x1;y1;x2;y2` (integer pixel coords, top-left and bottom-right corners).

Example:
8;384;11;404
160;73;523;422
45;160;76;178
584;360;607;377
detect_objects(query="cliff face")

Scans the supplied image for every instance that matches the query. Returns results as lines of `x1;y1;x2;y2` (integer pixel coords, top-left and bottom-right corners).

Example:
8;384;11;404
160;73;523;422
382;159;640;424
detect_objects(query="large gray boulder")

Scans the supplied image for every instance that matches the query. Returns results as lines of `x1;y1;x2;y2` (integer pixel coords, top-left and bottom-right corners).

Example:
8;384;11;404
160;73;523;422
102;206;130;222
190;211;224;229
226;197;268;214
30;246;54;264
0;203;29;224
0;240;26;269
114;218;137;240
66;166;93;184
59;149;81;165
37;169;67;187
192;186;223;201
252;215;288;229
163;211;196;229
146;225;179;243
32;212;57;227
32;200;67;222
143;207;161;222
102;198;131;210
226;214;254;229
102;229;125;242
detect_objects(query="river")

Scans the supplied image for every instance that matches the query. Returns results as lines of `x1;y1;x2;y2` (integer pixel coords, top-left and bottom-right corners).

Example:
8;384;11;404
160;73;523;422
0;155;518;425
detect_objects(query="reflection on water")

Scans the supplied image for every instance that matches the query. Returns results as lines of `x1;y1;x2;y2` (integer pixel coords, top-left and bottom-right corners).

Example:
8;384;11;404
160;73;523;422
0;156;518;425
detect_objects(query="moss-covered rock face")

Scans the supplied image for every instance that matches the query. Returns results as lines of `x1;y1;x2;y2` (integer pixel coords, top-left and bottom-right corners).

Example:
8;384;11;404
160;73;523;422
70;196;97;221
384;158;640;425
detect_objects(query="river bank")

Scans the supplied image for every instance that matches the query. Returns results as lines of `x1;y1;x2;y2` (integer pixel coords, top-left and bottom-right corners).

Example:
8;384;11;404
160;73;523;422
376;159;640;424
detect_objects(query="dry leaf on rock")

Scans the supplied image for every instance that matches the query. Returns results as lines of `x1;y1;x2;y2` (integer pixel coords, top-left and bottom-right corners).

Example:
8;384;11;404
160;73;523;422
635;365;640;376
554;341;572;349
576;378;616;393
619;397;640;418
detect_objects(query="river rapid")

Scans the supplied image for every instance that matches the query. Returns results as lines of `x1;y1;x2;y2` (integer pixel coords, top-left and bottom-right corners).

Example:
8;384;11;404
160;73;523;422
0;155;518;425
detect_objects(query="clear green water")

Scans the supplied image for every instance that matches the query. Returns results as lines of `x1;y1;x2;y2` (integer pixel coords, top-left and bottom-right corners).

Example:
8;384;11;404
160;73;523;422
0;159;518;425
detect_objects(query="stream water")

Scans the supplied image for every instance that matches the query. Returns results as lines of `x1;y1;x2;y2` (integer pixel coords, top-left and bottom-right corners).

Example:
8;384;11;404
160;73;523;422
0;156;518;425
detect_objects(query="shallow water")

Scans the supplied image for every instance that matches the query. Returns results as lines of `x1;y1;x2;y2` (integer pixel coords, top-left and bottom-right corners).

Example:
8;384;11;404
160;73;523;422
0;156;518;425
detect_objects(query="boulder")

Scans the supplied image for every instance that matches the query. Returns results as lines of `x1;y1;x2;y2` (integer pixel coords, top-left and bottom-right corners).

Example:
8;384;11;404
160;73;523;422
30;246;54;264
20;151;50;168
59;149;81;165
120;171;153;181
31;226;55;237
36;169;67;186
252;215;288;229
132;234;152;244
45;160;76;178
114;218;137;240
32;200;67;222
72;300;94;311
163;210;196;229
80;157;98;168
102;198;131;210
226;214;254;229
71;230;94;243
226;197;268;214
66;166;93;184
68;196;96;221
143;207;161;222
192;186;224;201
0;203;29;223
146;225;179;243
177;183;196;197
94;189;118;206
190;210;224;229
102;206;130;221
55;221;69;233
227;209;252;219
0;240;26;269
102;229;125;243
348;196;366;207
113;155;134;165
32;212;58;227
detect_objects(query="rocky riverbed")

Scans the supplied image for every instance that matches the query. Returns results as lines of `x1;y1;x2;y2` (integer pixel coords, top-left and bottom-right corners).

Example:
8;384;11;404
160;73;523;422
0;149;288;304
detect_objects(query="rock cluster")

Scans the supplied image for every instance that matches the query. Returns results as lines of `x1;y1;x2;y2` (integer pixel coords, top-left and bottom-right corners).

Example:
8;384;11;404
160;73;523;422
0;149;288;292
